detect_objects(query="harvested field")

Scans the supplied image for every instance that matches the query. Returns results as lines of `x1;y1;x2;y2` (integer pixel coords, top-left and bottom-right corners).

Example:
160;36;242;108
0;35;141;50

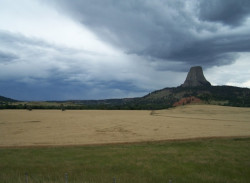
0;105;250;147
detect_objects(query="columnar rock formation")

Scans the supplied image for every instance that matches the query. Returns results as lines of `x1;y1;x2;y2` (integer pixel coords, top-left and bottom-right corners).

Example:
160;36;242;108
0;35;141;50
181;66;211;87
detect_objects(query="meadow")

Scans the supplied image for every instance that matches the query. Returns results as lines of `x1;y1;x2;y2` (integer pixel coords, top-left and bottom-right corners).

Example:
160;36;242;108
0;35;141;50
0;105;250;182
0;105;250;147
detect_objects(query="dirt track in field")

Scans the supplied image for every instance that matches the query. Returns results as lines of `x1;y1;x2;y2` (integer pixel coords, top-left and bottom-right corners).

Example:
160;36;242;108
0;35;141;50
0;105;250;147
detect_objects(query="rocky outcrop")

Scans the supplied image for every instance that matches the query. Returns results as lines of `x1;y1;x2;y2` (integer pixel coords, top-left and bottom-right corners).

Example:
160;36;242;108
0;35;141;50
181;66;211;87
173;96;202;107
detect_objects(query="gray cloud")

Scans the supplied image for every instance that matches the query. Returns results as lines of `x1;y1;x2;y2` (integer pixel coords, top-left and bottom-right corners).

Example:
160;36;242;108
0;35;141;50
0;30;81;81
1;30;180;100
46;0;250;70
0;50;18;63
199;0;250;26
0;30;48;48
166;34;250;67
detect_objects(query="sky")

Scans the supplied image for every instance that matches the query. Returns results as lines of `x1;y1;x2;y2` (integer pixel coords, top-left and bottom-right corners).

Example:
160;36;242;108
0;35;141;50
0;0;250;101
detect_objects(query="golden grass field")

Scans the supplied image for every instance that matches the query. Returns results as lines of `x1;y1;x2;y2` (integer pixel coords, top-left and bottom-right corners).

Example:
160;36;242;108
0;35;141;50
0;105;250;147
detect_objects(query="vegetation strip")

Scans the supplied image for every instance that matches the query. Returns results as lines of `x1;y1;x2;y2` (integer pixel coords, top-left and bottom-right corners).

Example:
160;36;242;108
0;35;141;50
1;135;250;149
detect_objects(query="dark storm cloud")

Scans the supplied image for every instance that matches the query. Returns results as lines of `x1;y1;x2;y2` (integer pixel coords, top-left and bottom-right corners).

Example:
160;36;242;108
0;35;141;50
48;0;250;69
166;34;250;67
199;0;250;26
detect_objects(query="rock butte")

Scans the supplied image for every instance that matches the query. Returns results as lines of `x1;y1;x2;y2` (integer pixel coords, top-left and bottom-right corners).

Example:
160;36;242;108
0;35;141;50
181;66;211;87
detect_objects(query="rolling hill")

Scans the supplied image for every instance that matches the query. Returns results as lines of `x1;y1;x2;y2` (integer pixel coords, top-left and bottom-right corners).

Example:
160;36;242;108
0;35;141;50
1;66;250;109
0;95;18;103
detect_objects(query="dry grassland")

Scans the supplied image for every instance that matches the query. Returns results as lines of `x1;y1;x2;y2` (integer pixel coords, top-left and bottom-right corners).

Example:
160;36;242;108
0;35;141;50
0;105;250;147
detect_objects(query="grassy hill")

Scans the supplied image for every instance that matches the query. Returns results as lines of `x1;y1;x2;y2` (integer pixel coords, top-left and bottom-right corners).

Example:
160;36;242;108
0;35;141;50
90;85;250;109
1;85;250;110
138;85;250;108
0;95;18;103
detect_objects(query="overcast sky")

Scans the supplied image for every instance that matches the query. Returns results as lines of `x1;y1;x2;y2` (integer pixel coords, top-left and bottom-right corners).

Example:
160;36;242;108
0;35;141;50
1;0;250;101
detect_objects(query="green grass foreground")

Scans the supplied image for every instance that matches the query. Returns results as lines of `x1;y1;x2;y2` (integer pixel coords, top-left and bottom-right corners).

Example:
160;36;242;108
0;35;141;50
0;138;250;183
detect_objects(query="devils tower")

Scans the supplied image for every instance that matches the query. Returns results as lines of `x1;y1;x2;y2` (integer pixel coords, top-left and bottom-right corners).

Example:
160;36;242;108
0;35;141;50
181;66;211;87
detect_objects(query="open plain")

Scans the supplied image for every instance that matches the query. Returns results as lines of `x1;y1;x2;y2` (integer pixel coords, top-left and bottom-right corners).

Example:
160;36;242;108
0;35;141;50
1;104;250;147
